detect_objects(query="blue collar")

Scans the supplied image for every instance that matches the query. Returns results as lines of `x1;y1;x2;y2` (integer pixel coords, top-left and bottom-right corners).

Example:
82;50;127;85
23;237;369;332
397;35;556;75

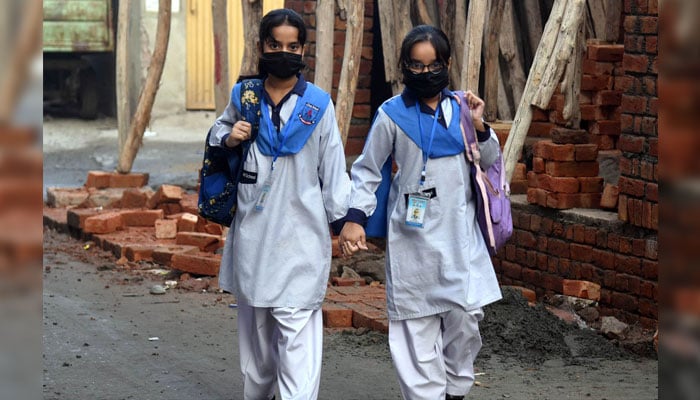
400;87;454;111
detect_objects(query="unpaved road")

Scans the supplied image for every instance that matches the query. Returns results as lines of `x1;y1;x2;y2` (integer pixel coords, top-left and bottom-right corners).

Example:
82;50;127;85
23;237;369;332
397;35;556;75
43;229;657;400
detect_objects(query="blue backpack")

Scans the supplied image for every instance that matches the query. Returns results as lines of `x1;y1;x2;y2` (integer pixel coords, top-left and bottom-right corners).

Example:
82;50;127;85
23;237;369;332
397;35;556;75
198;79;263;226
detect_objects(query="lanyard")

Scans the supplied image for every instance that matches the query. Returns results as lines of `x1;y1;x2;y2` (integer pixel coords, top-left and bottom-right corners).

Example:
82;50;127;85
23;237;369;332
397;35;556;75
260;96;292;171
415;101;440;186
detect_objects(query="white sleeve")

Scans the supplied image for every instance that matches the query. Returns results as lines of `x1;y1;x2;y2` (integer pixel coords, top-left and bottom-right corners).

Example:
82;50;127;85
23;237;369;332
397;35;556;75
209;99;243;147
316;101;351;223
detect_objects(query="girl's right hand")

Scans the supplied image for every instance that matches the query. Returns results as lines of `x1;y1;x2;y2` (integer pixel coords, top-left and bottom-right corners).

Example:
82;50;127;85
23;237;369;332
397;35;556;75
225;120;252;147
339;222;368;258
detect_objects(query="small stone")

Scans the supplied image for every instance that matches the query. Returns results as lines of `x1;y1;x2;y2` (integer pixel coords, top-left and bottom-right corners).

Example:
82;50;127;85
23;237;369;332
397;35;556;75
600;316;628;339
149;285;167;295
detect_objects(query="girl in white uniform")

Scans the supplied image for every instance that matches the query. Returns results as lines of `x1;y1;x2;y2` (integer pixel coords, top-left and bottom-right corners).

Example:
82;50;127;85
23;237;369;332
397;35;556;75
339;25;502;400
210;9;350;400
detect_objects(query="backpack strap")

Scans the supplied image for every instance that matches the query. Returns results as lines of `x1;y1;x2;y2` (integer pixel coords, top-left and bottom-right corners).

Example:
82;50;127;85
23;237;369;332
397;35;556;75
453;91;482;167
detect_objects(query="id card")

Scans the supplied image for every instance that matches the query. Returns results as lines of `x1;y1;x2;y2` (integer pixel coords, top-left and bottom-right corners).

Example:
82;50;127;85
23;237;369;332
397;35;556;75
255;176;273;211
405;193;429;228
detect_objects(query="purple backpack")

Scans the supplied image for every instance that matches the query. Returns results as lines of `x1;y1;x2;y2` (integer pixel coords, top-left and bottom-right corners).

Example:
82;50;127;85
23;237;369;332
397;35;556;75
455;91;513;255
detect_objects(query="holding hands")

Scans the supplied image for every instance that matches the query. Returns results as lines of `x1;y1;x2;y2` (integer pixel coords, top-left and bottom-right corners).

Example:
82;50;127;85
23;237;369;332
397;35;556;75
338;222;368;258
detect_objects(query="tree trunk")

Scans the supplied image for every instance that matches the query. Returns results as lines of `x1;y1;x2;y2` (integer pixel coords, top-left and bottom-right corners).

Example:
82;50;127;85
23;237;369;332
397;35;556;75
240;0;262;77
212;0;229;115
314;0;335;92
461;0;487;94
484;0;506;122
378;0;411;94
116;0;131;150
503;0;568;183
0;0;41;124
117;0;172;174
413;0;438;26
499;0;526;111
335;0;365;145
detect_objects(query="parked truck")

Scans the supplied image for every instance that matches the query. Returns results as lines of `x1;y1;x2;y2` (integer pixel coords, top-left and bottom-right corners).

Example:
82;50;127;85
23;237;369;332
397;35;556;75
43;0;115;119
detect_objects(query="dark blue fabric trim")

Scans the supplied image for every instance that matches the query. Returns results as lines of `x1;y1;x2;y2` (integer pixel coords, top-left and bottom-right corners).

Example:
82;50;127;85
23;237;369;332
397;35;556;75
345;208;368;227
477;122;491;142
330;218;346;236
221;133;231;148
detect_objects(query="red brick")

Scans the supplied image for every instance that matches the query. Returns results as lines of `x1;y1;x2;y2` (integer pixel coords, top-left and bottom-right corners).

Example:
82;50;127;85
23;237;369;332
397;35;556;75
120;209;165;227
170;253;221;276
618;176;646;197
84;212;123;234
587;44;624;62
352;104;371;119
155;219;178;239
502;285;537;303
67;208;100;229
527;188;548;207
582;58;614;76
85;171;111;189
347;303;387;332
646;36;658;54
539;174;580;193
579;177;604;193
618;135;645;153
590;135;615;151
532;107;550;122
594;91;622;106
532;157;545;173
124;244;156;262
581;74;613;91
590;120;621;136
177;213;199;232
108;173;149;188
534;141;576;161
120;188;148;208
322;303;353;328
513;163;527;181
639;16;658;34
547;192;601;209
175;232;222;252
574;144;598;161
580;105;606;121
642;259;658;280
332;277;367;287
158;202;183;215
147;184;184;209
547;238;570;258
621;95;647;114
545;161;599;177
623;54;649;73
528;122;555;137
563;279;601;301
615;254;641;275
600;184;620;209
152;245;198;266
570;244;594;262
611;292;638;313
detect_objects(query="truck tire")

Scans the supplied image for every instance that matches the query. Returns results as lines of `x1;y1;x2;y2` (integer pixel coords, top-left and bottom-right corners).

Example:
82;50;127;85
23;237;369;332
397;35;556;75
78;67;99;119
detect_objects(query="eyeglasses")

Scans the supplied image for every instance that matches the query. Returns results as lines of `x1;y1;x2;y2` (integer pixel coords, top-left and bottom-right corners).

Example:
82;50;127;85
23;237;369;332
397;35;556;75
404;61;445;74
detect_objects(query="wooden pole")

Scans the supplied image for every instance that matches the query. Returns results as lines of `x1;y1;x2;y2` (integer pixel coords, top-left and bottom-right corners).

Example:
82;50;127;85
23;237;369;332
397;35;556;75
484;0;506;122
314;0;335;92
378;0;410;95
117;0;172;174
116;0;131;150
413;0;438;26
461;0;487;93
499;0;526;112
561;18;585;128
335;0;365;145
502;0;568;183
240;0;262;77
0;0;41;124
212;0;229;115
604;0;622;42
520;0;543;66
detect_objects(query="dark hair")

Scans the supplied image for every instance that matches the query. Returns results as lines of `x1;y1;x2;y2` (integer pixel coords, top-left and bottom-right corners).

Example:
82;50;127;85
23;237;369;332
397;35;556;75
258;8;307;50
398;25;451;69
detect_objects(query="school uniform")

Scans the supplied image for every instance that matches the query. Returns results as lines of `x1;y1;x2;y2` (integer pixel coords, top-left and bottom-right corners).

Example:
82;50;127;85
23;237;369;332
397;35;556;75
211;75;350;400
346;88;503;399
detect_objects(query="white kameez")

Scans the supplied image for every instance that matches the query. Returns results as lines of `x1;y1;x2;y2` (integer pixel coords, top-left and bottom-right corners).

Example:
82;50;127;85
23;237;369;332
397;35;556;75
211;86;350;309
349;95;503;321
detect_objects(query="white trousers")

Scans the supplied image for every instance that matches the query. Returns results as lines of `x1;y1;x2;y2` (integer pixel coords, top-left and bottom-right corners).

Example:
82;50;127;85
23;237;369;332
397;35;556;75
237;303;323;400
389;308;484;400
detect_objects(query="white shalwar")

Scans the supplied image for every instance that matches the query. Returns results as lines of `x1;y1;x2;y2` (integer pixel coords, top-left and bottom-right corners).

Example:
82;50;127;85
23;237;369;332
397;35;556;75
348;93;503;399
211;79;350;400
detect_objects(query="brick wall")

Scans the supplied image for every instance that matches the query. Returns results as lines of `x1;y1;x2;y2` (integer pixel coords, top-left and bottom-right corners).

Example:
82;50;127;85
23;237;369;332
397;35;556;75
618;0;658;229
493;200;658;328
286;0;376;155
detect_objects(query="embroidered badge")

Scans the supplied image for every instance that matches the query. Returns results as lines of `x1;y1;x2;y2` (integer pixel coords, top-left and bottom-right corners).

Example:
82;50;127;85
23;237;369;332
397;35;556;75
298;102;320;125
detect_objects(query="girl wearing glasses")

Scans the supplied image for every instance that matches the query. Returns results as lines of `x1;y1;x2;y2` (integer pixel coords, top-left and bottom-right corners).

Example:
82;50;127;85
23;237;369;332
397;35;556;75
339;25;502;399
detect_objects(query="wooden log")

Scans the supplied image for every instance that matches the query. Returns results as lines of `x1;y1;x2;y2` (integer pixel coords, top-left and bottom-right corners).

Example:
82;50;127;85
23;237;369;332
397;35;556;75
561;20;585;128
499;0;526;111
117;0;172;174
484;0;506;122
503;0;568;182
587;0;607;39
413;0;438;26
518;0;543;68
0;0;41;123
314;0;335;92
335;0;365;145
212;0;229;115
604;0;622;42
531;0;586;109
461;0;488;94
116;0;131;150
378;0;411;94
497;65;513;120
240;0;262;77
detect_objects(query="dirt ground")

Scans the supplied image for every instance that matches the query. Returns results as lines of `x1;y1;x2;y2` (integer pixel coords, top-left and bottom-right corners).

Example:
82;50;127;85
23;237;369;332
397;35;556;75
43;228;658;400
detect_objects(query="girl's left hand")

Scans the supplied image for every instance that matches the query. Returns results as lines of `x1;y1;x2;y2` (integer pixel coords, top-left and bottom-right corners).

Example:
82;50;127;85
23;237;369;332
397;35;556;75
465;90;486;131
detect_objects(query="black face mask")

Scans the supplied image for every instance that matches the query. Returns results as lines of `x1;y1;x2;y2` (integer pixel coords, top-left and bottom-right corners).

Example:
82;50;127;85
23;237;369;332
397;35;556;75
402;68;449;99
259;52;304;79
